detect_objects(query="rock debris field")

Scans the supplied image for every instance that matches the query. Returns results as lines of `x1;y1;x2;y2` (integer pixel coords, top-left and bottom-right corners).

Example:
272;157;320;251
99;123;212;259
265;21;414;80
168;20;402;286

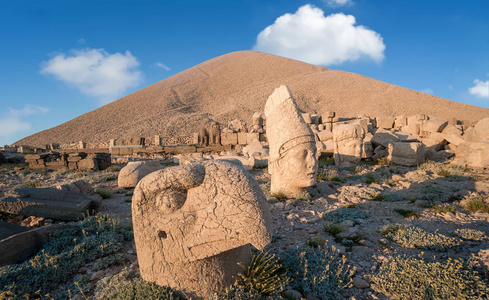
1;158;489;299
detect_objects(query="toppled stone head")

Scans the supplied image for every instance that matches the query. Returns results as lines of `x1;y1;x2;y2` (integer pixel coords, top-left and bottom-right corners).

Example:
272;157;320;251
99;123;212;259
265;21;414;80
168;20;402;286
132;160;272;299
264;85;317;198
333;124;365;168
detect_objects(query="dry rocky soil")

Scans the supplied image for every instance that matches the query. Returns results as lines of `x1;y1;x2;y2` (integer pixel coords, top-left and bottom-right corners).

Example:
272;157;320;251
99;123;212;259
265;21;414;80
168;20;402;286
1;158;489;299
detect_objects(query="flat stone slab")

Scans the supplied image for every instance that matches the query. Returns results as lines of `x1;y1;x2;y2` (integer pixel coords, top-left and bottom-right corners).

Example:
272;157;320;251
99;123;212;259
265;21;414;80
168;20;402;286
0;188;95;221
0;221;29;241
0;223;64;266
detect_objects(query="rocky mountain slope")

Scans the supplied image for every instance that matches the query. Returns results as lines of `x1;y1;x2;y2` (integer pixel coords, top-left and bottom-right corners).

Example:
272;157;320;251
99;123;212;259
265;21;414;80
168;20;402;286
16;50;489;147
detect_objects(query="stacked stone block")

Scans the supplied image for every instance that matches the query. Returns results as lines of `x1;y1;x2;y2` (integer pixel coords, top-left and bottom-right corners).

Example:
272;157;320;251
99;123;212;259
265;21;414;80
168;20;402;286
25;152;111;171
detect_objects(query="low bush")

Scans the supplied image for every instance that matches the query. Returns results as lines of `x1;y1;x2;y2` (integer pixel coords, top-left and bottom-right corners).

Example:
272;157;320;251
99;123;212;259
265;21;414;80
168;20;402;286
318;156;335;167
430;203;456;213
324;224;345;236
463;195;489;213
364;174;378;184
94;269;184;300
453;228;487;241
323;207;368;223
0;214;133;298
281;245;354;300
96;188;113;199
370;254;489;299
376;157;391;166
393;209;419;218
383;225;460;252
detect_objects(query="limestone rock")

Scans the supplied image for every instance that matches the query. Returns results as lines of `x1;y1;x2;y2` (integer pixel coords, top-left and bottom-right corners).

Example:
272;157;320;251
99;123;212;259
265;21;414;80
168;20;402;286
132;160;272;299
333;124;364;168
264;85;317;198
388;142;426;166
472;118;489;142
55;180;94;196
0;223;65;266
118;160;166;189
452;142;489;168
442;124;463;136
376;117;395;129
317;130;333;142
422;118;448;134
371;128;400;148
422;132;448;151
0;188;95;221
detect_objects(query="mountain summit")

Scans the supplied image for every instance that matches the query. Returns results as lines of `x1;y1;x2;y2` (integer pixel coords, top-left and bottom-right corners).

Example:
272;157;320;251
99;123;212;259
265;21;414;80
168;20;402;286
16;51;489;146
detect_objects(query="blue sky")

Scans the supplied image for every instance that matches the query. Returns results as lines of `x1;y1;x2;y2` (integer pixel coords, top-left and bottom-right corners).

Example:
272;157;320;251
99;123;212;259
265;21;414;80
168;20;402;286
1;0;488;146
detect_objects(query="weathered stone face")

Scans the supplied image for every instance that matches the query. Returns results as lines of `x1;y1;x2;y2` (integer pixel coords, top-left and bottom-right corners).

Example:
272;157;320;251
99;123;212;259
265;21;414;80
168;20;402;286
264;85;317;198
132;160;272;299
333;124;364;168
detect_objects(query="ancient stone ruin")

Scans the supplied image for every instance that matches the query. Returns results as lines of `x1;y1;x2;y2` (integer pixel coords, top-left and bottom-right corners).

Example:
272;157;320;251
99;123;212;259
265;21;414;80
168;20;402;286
132;160;272;299
265;85;318;198
25;152;111;171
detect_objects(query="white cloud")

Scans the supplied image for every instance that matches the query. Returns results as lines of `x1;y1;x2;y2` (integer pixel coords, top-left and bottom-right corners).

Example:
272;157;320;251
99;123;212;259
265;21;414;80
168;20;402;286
324;0;353;7
0;105;50;138
468;79;489;99
155;62;171;71
41;48;142;103
253;5;385;66
420;88;434;95
448;85;453;90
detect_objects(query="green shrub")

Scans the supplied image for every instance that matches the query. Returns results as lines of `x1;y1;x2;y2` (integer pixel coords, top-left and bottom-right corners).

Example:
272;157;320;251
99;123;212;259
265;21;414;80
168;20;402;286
376;157;391;166
96;188;113;199
296;190;312;201
238;251;289;296
25;179;41;187
324;224;345;236
94;269;184;300
384;225;460;252
463;195;489;213
364;174;378;184
431;203;456;213
0;214;133;298
394;209;419;218
281;245;354;299
270;191;287;200
307;235;327;247
419;185;460;202
323;207;368;223
318;156;335;167
105;166;121;172
92;253;129;271
453;228;487;241
371;254;489;299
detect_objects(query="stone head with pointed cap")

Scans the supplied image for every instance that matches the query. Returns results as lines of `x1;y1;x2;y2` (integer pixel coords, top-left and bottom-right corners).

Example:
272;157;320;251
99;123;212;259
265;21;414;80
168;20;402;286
264;85;318;198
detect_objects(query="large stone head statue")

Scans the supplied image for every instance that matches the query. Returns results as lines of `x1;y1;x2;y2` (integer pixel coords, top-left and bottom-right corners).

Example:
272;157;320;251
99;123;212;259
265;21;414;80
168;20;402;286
264;85;318;198
132;160;272;299
333;124;365;168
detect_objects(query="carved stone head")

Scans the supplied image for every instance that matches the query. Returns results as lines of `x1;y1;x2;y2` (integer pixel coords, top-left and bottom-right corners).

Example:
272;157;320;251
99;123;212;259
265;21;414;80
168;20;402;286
333;124;365;168
132;160;272;299
264;85;317;198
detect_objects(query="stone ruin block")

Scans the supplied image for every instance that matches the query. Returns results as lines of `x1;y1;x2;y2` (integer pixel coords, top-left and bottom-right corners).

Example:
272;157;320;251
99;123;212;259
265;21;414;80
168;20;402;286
237;132;247;145
394;116;407;128
192;133;199;145
453;142;489;168
317;130;333;142
371;128;400;148
422;132;448;151
388;142;426;166
221;132;238;146
323;111;335;119
421;118;448;135
252;112;264;127
375;117;395;129
114;137;145;146
0;188;96;221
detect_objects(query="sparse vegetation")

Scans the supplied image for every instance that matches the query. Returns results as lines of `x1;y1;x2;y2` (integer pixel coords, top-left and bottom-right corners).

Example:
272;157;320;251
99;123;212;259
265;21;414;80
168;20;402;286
323;207;368;223
307;235;328;247
364;174;378;184
462;194;489;213
96;188;113;199
318;156;335;167
453;228;487;241
0;214;133;298
394;209;419;218
376;157;391;166
383;225;461;252
94;268;184;300
371;254;489;299
324;223;345;236
281;245;354;300
238;251;290;296
296;190;312;201
270;191;287;200
431;203;456;213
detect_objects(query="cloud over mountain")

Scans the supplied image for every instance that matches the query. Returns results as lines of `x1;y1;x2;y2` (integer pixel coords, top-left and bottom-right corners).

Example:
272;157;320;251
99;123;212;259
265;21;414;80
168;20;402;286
254;5;385;66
